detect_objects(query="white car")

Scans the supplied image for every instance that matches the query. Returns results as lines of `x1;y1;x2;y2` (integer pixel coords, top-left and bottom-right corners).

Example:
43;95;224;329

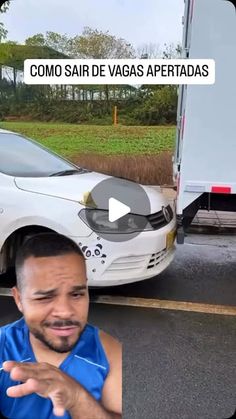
0;128;176;287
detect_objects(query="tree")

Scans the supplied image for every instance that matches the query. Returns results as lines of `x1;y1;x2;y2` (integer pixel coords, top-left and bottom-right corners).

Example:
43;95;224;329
25;32;74;103
136;42;162;59
0;21;7;41
26;28;135;59
137;42;182;59
68;27;135;109
25;33;45;47
0;0;10;13
0;0;9;85
25;32;72;56
162;42;182;59
70;27;135;59
0;0;9;42
134;84;178;125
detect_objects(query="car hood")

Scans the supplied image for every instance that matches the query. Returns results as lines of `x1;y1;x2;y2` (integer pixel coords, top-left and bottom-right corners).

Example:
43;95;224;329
15;171;168;214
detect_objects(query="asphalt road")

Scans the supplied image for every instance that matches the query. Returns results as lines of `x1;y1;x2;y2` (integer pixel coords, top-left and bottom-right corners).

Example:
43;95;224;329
0;299;235;419
0;233;235;419
91;306;236;419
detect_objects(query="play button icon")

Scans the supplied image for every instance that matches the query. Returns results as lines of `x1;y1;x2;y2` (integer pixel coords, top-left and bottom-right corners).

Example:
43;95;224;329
108;198;130;222
79;177;151;242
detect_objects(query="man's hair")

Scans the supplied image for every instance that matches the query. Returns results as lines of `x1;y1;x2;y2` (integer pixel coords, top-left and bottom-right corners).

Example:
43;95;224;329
15;233;84;291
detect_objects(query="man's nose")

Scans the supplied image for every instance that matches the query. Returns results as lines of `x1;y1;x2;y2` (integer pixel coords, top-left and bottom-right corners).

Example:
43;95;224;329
51;296;74;318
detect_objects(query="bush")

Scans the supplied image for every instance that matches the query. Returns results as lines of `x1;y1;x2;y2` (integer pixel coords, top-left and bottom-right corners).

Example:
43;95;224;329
0;81;178;125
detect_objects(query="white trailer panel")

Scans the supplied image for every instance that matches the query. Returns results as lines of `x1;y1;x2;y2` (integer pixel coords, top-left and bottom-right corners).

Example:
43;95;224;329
175;0;236;216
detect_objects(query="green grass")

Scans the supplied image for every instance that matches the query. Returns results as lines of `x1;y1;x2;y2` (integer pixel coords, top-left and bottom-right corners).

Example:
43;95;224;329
0;121;176;158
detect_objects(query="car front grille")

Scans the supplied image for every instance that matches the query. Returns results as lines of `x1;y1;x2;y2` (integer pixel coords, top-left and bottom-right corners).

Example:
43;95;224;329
106;249;170;274
106;255;147;274
147;205;173;230
147;249;169;269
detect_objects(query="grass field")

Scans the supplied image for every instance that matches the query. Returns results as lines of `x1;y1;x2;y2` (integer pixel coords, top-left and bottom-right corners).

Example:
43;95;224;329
0;121;176;185
0;122;175;156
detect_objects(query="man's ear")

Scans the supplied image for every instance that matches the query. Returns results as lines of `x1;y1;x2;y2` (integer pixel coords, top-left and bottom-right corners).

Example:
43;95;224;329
12;287;23;313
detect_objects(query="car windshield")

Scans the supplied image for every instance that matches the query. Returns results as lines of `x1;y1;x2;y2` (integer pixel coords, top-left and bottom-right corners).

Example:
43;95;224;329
0;132;86;177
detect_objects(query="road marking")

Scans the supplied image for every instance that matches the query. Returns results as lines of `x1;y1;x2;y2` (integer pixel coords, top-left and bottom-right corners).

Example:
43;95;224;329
1;288;235;316
91;295;236;316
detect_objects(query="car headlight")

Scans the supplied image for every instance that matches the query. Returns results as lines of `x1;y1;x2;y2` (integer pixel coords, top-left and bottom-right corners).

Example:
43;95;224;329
79;209;153;234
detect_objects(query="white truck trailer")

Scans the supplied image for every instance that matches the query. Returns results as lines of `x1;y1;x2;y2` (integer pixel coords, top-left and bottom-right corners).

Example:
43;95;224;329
174;0;236;243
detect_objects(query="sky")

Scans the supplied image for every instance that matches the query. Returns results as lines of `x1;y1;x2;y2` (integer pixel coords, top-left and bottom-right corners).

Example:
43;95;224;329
1;0;184;50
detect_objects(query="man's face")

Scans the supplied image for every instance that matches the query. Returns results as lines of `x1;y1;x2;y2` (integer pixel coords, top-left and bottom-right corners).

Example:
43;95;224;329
12;252;89;353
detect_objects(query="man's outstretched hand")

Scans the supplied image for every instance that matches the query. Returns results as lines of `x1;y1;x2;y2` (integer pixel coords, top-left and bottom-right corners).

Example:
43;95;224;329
3;360;80;417
3;358;121;419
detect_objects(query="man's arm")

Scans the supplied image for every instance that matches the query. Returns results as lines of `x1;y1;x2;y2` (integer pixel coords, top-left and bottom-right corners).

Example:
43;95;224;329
2;359;122;419
70;330;122;419
69;387;121;419
99;331;122;415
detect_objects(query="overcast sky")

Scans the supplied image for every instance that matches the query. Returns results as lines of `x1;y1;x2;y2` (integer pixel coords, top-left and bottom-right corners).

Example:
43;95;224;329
2;0;184;49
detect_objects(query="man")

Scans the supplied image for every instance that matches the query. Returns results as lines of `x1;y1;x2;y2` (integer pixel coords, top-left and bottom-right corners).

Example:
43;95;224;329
0;233;122;418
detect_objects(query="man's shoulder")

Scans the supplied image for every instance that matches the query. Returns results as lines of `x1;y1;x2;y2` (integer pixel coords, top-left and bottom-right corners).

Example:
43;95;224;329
99;330;122;364
77;325;121;370
0;317;26;355
0;317;25;335
0;318;27;368
98;331;122;414
84;324;121;358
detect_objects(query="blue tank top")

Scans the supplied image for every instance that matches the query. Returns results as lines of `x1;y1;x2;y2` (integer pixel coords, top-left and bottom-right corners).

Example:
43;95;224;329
0;318;109;419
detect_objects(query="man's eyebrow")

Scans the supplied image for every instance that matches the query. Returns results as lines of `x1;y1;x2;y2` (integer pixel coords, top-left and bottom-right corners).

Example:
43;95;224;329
33;289;57;296
70;285;87;292
33;285;87;296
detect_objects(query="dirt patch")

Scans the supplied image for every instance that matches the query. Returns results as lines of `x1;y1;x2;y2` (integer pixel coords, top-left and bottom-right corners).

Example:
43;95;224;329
4;115;33;122
71;151;173;185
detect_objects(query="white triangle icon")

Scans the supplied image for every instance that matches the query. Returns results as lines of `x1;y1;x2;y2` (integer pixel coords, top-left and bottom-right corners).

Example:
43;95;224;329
108;197;131;222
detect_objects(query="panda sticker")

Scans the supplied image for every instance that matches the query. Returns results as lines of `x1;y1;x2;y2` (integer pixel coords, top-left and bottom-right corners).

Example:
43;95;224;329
81;243;107;259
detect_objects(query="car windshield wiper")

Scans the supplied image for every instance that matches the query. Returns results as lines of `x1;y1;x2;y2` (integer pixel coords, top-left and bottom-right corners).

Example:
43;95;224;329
49;169;81;177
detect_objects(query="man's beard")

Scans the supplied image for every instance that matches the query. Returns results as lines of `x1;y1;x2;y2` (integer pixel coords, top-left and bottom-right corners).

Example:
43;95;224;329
30;319;83;353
